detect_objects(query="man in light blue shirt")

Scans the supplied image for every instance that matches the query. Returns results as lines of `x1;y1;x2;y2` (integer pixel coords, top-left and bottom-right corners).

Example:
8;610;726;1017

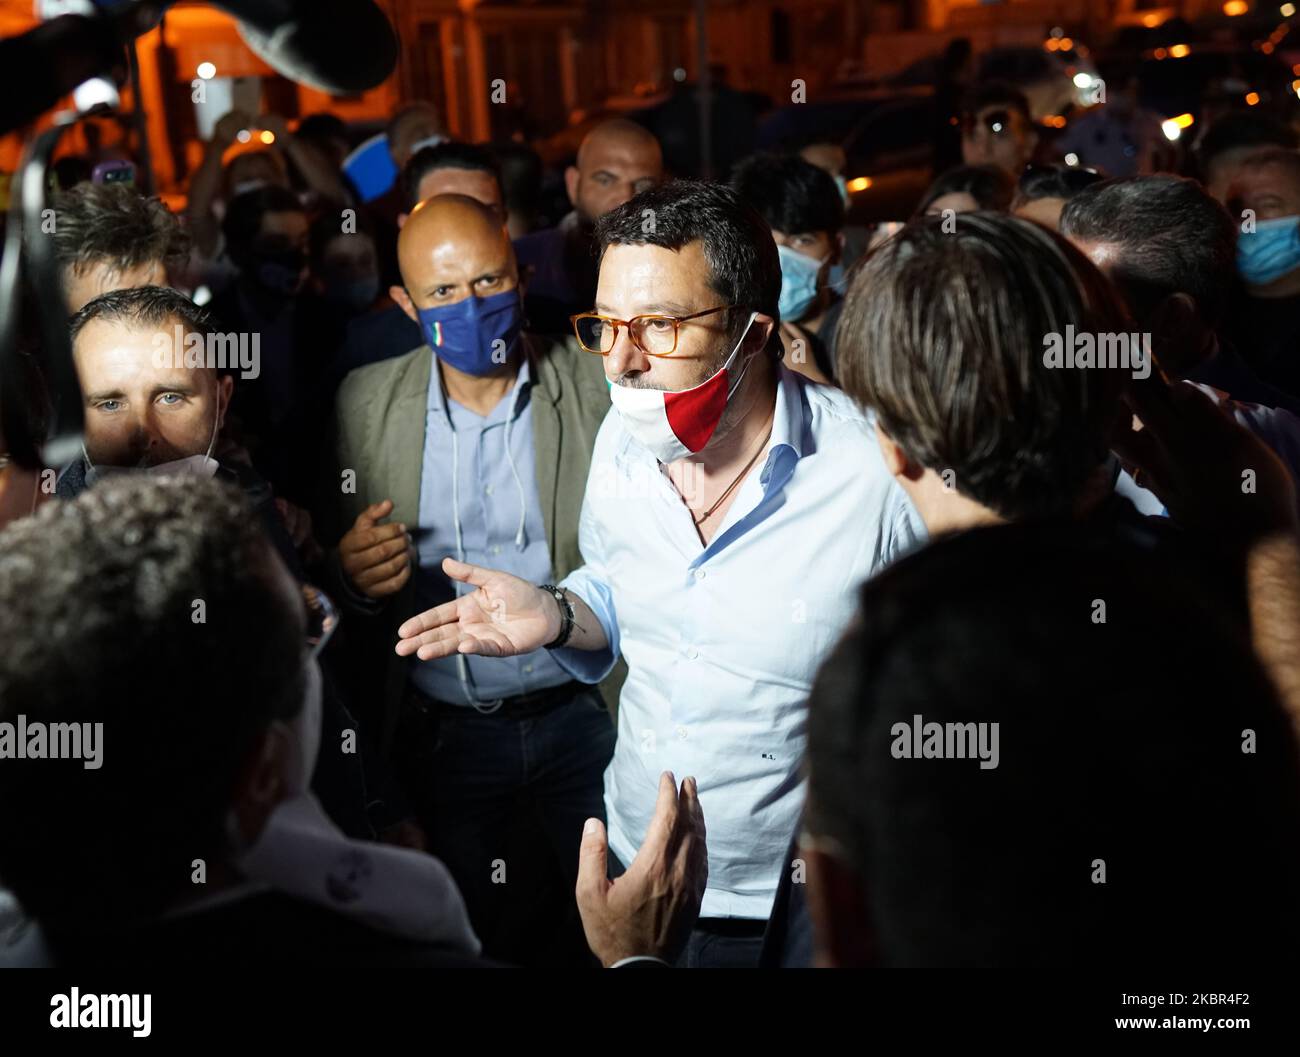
397;181;924;966
329;195;613;965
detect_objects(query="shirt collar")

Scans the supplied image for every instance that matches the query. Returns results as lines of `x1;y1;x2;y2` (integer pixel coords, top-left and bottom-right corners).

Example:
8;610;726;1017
757;360;806;493
427;352;531;421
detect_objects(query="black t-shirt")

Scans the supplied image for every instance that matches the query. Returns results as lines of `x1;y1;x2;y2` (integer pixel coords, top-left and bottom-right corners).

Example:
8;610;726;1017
1227;287;1300;402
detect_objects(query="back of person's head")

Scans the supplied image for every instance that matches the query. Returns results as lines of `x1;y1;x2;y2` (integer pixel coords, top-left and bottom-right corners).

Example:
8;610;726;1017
0;475;304;933
916;164;1015;216
729;152;845;236
1013;164;1104;209
1059;175;1236;330
804;521;1300;966
221;184;304;264
837;212;1129;520
51;183;189;305
401;141;503;213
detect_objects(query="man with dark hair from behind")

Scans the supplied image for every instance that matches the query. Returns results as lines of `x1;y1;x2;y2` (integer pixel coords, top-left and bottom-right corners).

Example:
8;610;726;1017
730;152;845;383
804;354;1300;964
915;163;1015;218
762;211;1202;966
51;183;190;313
1011;164;1103;231
800;519;1300;966
0;475;705;967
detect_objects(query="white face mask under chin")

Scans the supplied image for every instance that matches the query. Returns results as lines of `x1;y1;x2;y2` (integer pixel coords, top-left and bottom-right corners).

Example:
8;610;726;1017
609;311;760;464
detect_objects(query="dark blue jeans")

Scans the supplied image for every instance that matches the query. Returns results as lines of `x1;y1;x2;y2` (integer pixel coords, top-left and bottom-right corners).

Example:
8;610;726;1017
398;684;614;966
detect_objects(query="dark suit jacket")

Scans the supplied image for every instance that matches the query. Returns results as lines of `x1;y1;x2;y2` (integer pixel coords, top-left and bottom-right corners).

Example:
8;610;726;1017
3;892;499;969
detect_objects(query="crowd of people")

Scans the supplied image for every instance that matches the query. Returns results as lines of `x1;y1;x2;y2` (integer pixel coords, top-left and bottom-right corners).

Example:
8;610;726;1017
2;76;1300;969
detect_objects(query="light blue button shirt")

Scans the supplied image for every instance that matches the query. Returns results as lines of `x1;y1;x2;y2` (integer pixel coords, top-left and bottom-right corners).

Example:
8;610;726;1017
412;357;571;706
553;364;925;918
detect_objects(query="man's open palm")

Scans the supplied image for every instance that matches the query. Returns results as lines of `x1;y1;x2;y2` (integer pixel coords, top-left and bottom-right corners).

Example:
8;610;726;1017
395;558;556;661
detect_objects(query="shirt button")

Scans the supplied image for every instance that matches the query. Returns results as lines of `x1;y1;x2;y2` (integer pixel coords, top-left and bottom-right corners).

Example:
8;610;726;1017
485;484;494;495
684;646;699;660
693;568;706;581
523;664;534;674
676;726;688;740
491;545;501;555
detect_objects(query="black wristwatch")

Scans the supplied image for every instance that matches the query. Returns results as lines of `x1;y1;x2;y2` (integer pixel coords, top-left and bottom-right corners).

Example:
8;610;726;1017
539;584;575;649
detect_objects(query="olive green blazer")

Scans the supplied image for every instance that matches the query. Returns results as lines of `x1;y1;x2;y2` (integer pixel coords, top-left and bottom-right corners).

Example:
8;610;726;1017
323;332;621;756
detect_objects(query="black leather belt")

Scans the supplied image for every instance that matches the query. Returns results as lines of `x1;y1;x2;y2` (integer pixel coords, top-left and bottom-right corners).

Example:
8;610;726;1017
407;679;585;719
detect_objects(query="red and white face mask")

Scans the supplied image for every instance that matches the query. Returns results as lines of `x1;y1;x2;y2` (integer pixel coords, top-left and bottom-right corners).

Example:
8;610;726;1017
609;312;759;463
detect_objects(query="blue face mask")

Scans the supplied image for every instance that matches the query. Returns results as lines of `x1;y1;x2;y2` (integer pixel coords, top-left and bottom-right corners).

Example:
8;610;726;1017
416;288;524;376
777;243;824;323
1238;215;1300;287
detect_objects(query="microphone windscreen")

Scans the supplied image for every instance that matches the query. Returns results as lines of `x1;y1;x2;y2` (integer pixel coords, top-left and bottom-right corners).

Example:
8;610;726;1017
217;0;398;95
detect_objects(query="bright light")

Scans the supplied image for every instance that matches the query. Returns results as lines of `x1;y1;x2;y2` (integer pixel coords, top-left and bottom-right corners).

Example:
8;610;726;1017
1284;3;1297;15
1170;43;1191;58
1159;116;1193;143
1064;152;1079;166
1059;37;1074;51
196;62;216;80
1224;0;1249;14
259;131;276;145
846;176;872;193
1247;90;1262;105
1074;72;1092;88
1045;38;1060;51
1142;13;1166;27
1154;48;1168;59
236;129;252;143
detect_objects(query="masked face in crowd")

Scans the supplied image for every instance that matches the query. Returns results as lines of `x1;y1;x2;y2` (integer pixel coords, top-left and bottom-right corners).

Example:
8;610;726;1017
589;239;774;462
773;229;841;324
245;209;310;300
73;316;233;471
393;195;524;378
1231;160;1300;290
315;231;381;314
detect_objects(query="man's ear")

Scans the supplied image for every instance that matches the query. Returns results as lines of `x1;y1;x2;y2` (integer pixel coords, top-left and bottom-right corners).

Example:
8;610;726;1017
747;312;778;356
564;165;581;207
874;421;921;481
215;374;235;429
804;843;875;967
230;723;290;847
391;285;418;324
